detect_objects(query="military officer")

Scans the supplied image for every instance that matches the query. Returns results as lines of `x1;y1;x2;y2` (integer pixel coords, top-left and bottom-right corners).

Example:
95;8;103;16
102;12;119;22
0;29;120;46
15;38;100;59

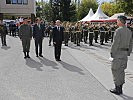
94;25;99;43
47;21;55;46
64;22;70;46
110;16;133;95
99;24;105;45
71;23;76;43
0;20;8;46
111;25;116;43
19;18;32;59
88;25;94;46
83;24;89;44
75;22;82;46
104;25;109;43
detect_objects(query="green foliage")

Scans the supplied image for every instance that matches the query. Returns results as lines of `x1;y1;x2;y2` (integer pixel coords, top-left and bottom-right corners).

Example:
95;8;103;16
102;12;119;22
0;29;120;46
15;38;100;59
77;0;98;20
69;3;77;22
101;2;123;16
116;0;133;15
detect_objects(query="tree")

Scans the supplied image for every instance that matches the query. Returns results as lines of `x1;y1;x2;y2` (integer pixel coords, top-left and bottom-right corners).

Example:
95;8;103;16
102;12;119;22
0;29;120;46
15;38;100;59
69;3;77;22
114;0;133;16
101;2;123;16
77;0;98;21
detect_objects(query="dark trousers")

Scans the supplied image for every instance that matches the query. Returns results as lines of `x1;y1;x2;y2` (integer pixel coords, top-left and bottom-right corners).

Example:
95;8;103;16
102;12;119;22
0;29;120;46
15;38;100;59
49;33;53;45
54;41;62;60
64;32;69;46
94;31;99;42
22;38;31;52
1;35;6;46
105;32;109;43
76;32;81;46
100;32;105;44
111;32;114;43
84;32;88;43
70;33;74;42
89;33;94;45
35;38;43;56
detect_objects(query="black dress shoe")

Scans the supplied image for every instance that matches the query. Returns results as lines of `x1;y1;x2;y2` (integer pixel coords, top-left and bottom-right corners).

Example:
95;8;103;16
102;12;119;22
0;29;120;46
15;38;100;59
36;55;39;57
27;55;30;58
110;86;122;95
56;59;61;61
24;56;27;59
39;55;43;57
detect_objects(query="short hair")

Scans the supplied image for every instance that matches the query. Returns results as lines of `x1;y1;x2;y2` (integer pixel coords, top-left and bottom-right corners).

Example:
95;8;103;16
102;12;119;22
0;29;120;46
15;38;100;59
117;15;127;24
56;20;61;23
36;18;40;22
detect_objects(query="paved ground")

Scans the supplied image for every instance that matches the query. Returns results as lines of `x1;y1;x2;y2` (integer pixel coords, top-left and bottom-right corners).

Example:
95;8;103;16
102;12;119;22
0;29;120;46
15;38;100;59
0;36;133;100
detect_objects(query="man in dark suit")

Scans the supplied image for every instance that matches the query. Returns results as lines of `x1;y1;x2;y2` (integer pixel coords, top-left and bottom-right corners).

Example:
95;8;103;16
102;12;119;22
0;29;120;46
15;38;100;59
53;20;64;61
33;18;44;57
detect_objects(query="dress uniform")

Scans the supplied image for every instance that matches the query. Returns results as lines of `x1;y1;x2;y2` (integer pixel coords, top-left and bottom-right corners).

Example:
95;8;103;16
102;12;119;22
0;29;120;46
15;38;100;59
73;26;77;44
104;25;109;43
99;25;105;45
0;22;8;46
94;25;99;43
83;24;88;44
110;16;133;95
19;18;32;59
88;26;94;46
64;23;70;46
111;26;116;43
75;25;81;46
47;22;54;46
70;25;75;42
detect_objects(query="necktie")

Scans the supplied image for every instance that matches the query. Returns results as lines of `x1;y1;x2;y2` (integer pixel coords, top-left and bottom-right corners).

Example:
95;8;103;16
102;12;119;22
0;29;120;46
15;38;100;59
58;27;60;31
38;24;40;29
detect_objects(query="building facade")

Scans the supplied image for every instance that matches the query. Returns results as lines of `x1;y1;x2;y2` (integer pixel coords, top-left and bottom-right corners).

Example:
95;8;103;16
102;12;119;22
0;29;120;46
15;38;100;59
0;0;36;21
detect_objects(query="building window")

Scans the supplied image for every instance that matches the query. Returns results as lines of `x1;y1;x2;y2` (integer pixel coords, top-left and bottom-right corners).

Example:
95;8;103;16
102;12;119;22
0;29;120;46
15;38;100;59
6;0;28;5
23;0;28;4
17;0;22;4
6;0;11;4
12;0;17;4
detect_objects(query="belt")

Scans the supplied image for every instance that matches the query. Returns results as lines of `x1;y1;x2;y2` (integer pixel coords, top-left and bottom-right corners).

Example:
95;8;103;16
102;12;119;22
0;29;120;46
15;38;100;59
89;32;94;33
120;48;129;51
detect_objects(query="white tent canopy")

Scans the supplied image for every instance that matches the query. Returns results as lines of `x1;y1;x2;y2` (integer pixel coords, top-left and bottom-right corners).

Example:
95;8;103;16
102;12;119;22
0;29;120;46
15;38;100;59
80;8;94;22
89;5;109;21
109;13;125;19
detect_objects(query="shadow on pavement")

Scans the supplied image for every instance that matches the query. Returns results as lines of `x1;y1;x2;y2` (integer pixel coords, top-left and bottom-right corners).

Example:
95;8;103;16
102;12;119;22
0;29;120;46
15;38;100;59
38;57;59;70
1;46;11;50
25;58;43;71
59;61;85;75
120;94;133;100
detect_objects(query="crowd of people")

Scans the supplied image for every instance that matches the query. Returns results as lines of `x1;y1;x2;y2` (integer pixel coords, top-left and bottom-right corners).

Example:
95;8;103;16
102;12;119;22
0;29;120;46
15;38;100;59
0;16;133;96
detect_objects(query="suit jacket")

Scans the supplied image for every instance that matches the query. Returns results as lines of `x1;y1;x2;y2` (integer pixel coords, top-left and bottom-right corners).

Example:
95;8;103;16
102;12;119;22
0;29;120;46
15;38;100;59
33;24;44;39
53;26;64;42
111;26;133;58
